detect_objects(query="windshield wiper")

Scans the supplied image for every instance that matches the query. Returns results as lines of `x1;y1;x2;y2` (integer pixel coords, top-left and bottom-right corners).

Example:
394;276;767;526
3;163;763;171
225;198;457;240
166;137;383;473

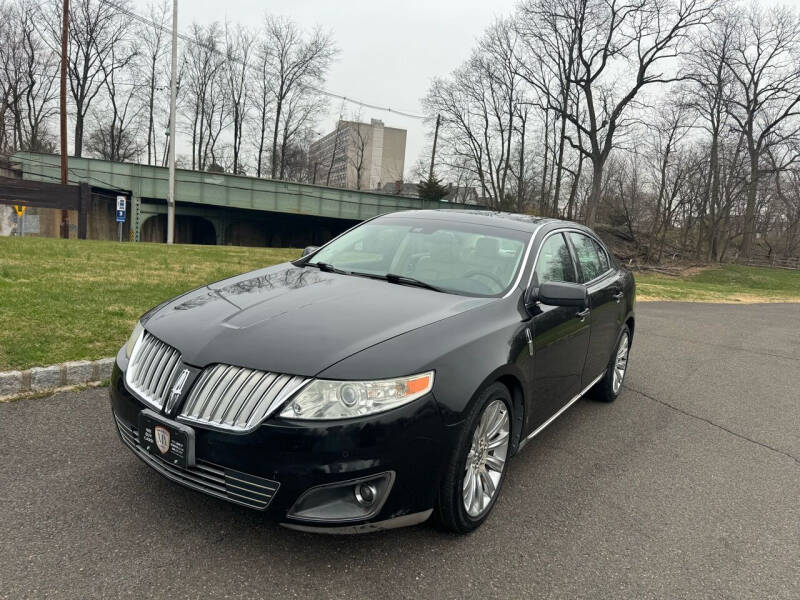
318;267;444;293
384;273;444;293
305;261;349;275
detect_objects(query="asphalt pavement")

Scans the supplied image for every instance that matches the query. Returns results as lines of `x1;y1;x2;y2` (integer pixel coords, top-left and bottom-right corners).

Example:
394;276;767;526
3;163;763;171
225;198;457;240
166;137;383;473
1;302;798;599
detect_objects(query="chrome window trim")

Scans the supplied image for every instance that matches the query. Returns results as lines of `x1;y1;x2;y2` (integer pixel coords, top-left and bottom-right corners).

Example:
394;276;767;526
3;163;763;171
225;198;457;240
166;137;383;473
503;222;547;299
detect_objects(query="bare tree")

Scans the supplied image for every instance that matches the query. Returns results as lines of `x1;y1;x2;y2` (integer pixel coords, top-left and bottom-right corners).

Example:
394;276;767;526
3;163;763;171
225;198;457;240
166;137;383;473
517;0;714;226
686;10;737;259
86;40;141;162
424;20;522;209
225;22;253;174
724;5;800;258
325;118;345;186
252;35;273;178
645;98;695;260
140;0;169;166
348;116;369;190
40;0;132;157
184;22;225;171
0;1;19;152
261;16;336;179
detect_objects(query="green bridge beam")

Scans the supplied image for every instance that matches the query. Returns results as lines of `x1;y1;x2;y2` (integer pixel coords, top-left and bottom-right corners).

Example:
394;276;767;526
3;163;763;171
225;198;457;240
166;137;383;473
11;152;477;225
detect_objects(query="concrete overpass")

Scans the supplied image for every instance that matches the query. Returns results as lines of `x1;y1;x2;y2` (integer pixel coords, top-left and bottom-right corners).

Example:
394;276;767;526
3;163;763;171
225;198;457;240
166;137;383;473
11;152;479;246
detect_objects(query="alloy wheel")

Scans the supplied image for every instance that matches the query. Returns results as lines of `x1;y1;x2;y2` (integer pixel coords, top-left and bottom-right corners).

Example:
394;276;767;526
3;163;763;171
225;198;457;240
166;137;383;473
462;399;510;518
612;333;630;394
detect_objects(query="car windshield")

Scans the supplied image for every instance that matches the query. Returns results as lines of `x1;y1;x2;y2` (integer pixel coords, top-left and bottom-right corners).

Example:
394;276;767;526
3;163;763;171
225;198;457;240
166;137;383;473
308;217;530;297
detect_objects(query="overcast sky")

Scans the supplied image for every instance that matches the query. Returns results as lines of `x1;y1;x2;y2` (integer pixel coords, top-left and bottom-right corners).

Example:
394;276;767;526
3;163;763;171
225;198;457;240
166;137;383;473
181;0;519;180
179;0;799;181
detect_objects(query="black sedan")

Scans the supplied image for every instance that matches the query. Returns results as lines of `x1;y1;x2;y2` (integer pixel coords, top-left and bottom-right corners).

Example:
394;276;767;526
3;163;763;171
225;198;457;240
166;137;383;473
110;210;635;534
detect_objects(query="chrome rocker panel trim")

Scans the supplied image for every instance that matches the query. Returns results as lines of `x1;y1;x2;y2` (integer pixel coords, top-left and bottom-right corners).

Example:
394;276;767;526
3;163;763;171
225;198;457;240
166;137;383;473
518;372;605;450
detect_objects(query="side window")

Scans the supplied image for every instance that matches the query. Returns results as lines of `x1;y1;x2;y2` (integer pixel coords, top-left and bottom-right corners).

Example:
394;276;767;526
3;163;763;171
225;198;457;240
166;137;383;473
534;233;577;284
568;233;605;282
593;240;610;272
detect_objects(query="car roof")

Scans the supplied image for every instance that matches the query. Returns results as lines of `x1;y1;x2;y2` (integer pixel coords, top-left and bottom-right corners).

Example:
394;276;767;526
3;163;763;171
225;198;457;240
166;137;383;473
382;209;589;235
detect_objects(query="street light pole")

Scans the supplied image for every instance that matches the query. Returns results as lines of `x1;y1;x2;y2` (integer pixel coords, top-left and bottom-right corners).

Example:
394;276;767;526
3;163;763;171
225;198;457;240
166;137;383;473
428;113;441;181
166;0;178;244
60;0;69;238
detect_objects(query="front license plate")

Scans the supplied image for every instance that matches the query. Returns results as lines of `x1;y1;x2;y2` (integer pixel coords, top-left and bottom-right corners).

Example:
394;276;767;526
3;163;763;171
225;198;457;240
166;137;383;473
138;409;195;468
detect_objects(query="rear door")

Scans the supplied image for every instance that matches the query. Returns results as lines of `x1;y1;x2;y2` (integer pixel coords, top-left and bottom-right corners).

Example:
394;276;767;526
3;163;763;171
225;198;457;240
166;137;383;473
567;232;624;386
527;232;592;428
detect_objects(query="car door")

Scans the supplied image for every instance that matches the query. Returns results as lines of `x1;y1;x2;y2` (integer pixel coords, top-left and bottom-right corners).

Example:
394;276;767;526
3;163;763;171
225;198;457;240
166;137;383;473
567;232;624;386
526;231;592;430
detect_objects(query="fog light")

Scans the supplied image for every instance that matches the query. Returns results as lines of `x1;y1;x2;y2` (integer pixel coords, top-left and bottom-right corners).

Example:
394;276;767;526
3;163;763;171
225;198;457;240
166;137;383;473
354;483;377;507
287;472;395;522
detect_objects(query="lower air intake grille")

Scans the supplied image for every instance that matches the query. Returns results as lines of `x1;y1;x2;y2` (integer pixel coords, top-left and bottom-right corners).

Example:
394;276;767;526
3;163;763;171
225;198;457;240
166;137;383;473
179;365;309;433
114;415;279;510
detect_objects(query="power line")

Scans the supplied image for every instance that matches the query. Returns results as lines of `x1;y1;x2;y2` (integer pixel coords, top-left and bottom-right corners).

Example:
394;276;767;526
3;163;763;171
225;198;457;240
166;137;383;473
97;0;427;121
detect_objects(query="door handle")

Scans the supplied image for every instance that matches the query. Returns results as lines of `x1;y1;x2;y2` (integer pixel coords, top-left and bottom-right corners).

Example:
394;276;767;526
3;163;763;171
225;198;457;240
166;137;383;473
576;308;590;322
612;291;624;304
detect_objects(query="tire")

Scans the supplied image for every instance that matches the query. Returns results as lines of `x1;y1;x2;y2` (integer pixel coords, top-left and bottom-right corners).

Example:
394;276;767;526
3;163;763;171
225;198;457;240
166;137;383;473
591;325;631;403
434;383;512;534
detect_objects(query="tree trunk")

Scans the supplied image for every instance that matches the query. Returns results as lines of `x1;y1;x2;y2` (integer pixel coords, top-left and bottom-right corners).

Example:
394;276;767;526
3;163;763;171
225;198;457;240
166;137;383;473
271;95;283;179
741;151;759;259
73;113;84;157
552;112;567;218
539;111;550;214
585;157;603;226
517;115;526;213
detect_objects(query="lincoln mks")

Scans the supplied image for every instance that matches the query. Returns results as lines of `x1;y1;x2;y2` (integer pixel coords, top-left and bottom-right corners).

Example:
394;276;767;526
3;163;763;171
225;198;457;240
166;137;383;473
110;210;635;533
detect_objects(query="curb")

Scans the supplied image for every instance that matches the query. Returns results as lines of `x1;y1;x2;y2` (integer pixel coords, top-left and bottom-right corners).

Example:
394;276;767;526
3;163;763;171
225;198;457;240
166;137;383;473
0;357;114;401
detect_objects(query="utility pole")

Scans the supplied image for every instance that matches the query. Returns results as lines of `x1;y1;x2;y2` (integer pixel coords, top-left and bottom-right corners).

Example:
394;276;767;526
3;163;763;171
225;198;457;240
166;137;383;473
59;0;69;238
166;0;178;244
428;114;441;181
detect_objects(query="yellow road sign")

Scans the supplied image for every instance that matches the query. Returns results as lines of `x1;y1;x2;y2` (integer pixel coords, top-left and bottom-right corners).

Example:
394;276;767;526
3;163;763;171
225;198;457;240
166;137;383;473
13;205;27;217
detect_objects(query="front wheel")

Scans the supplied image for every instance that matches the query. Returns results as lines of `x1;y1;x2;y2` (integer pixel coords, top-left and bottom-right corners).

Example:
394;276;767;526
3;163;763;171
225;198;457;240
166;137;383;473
435;383;512;533
591;325;631;403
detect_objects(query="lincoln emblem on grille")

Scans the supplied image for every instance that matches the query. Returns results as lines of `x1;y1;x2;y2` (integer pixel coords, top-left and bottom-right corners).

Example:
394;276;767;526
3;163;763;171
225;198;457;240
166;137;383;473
166;369;190;414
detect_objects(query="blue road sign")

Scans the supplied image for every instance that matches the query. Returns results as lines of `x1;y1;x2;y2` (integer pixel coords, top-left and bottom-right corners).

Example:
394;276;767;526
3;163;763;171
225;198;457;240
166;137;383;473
116;210;126;222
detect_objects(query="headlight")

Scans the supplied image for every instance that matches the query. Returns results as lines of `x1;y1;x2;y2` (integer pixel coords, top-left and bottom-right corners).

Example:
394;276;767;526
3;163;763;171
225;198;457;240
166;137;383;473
279;371;434;420
124;321;144;359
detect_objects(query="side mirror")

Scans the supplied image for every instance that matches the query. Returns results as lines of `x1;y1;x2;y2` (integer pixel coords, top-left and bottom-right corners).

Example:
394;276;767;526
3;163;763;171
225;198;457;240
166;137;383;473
532;281;587;308
301;245;319;258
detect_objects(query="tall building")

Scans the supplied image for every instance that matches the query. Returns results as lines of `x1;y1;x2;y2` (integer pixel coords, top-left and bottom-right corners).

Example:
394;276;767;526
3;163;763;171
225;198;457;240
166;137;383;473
309;119;406;190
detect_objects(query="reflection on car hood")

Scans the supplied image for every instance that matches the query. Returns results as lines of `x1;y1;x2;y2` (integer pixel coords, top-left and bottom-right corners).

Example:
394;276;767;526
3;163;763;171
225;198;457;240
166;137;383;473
142;263;493;377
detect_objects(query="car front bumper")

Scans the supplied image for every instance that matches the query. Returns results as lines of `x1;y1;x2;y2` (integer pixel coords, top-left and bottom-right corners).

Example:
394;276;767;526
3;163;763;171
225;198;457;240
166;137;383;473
109;359;449;532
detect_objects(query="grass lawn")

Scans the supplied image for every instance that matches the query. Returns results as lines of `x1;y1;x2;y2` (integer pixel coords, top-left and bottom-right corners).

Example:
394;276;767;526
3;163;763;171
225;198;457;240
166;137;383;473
0;237;299;371
636;264;800;303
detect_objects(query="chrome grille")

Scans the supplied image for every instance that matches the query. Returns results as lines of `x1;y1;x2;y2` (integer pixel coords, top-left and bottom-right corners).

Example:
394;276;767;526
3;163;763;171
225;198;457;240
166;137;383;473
114;415;279;510
180;365;309;432
126;331;182;410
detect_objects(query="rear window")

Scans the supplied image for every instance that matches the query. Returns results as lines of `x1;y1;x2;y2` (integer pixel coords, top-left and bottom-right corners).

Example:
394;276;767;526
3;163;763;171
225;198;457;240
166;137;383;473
568;232;608;282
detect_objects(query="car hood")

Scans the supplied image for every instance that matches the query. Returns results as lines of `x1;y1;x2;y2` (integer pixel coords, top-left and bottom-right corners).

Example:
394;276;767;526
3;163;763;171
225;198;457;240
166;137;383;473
142;263;492;377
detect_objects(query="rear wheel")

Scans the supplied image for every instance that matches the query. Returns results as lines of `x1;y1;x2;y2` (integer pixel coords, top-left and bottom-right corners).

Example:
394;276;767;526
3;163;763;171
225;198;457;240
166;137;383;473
435;383;511;533
591;325;631;402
